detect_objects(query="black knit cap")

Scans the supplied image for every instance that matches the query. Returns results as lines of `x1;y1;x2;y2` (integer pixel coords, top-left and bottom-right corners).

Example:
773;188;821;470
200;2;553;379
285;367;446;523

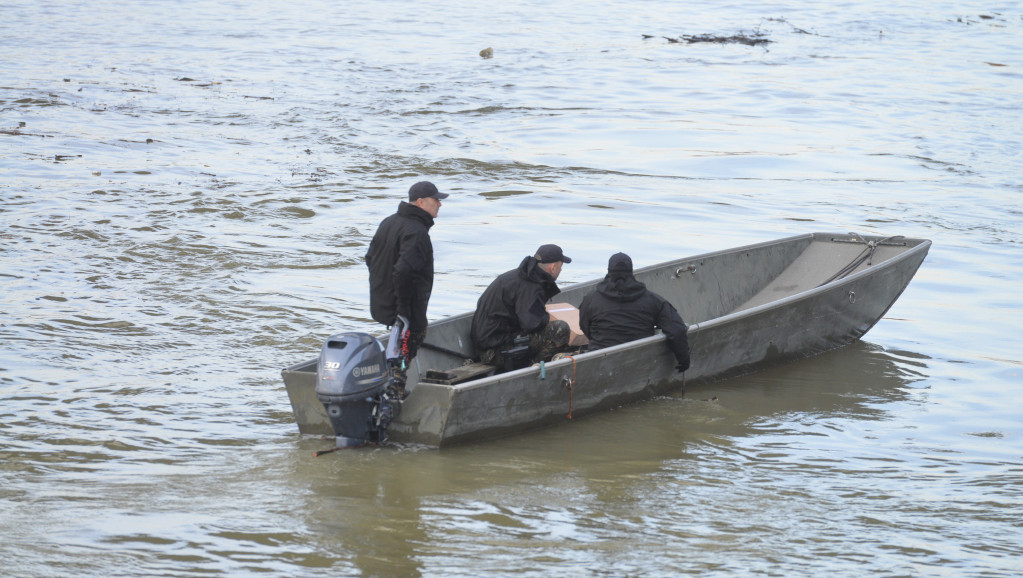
535;244;572;264
408;181;449;201
608;252;633;273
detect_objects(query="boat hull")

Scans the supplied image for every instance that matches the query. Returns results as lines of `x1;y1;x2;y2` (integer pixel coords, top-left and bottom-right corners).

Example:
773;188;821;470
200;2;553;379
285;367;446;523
282;232;930;447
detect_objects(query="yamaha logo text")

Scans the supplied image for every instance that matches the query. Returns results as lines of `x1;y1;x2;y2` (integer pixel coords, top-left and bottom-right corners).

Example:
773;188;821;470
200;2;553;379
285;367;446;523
352;363;380;377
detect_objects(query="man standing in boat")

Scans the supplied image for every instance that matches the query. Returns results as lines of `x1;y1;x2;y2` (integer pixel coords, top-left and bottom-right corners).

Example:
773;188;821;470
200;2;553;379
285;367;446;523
579;252;690;372
471;244;572;370
365;181;448;399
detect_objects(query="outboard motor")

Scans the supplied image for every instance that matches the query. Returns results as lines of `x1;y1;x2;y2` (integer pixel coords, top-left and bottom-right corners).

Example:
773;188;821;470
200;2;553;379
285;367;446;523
314;316;409;449
315;333;392;448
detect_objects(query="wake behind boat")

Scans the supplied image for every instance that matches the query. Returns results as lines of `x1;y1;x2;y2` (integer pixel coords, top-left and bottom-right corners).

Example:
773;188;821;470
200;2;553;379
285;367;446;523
282;232;930;448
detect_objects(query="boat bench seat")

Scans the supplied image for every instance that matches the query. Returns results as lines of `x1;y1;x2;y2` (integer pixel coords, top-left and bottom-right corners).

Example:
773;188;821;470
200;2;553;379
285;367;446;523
419;362;497;385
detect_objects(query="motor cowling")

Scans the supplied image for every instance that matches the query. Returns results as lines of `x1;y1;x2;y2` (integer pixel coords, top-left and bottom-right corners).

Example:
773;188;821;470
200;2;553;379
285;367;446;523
315;333;391;447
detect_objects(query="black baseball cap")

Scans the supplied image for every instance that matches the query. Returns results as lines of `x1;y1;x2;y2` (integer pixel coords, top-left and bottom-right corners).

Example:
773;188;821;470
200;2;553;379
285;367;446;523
408;181;449;201
536;244;572;264
608;252;633;273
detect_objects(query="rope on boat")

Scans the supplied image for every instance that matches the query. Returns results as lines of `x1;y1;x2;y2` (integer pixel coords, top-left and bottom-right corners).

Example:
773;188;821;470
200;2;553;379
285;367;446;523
564;355;577;419
818;234;904;287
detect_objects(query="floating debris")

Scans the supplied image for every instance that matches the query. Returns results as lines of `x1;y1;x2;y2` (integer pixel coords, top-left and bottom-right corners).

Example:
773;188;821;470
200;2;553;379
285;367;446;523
1;127;50;137
649;18;824;47
665;32;771;46
955;13;1007;25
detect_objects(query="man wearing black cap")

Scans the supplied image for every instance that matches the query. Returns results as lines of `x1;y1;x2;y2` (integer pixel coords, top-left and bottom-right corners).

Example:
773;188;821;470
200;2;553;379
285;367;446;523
470;244;573;370
365;180;449;398
579;252;690;372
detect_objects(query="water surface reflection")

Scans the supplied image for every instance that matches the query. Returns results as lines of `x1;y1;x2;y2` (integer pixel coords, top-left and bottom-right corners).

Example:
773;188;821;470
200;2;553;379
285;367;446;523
289;342;928;575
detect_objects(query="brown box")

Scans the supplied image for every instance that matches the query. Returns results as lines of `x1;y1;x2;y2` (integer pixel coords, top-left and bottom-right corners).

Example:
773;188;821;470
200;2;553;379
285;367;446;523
546;303;589;346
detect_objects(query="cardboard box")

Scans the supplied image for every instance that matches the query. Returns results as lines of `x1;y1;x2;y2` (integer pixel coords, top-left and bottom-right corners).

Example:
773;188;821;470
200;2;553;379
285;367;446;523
546;303;589;347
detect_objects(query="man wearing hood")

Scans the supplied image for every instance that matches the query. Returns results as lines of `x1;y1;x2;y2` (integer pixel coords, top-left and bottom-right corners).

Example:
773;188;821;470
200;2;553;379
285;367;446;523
365;181;449;398
471;244;572;369
579;252;691;372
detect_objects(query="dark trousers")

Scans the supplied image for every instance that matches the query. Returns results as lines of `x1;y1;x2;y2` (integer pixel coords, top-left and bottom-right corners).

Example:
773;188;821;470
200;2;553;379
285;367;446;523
478;320;570;369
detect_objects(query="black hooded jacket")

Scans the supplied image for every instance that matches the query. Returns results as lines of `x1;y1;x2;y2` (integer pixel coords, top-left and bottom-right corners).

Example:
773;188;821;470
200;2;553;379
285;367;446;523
579;267;690;370
365;201;435;332
470;256;561;352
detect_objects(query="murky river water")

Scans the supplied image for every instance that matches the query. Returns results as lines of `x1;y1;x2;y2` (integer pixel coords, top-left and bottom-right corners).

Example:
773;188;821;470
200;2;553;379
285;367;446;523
3;0;1022;576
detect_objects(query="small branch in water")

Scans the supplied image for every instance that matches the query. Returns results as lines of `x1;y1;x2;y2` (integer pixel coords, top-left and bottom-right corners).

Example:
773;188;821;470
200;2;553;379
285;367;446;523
1;129;51;138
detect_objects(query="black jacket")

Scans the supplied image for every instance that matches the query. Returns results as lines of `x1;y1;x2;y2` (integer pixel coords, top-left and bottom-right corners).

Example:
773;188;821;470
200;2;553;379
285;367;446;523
365;202;435;332
579;273;690;370
471;256;561;352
